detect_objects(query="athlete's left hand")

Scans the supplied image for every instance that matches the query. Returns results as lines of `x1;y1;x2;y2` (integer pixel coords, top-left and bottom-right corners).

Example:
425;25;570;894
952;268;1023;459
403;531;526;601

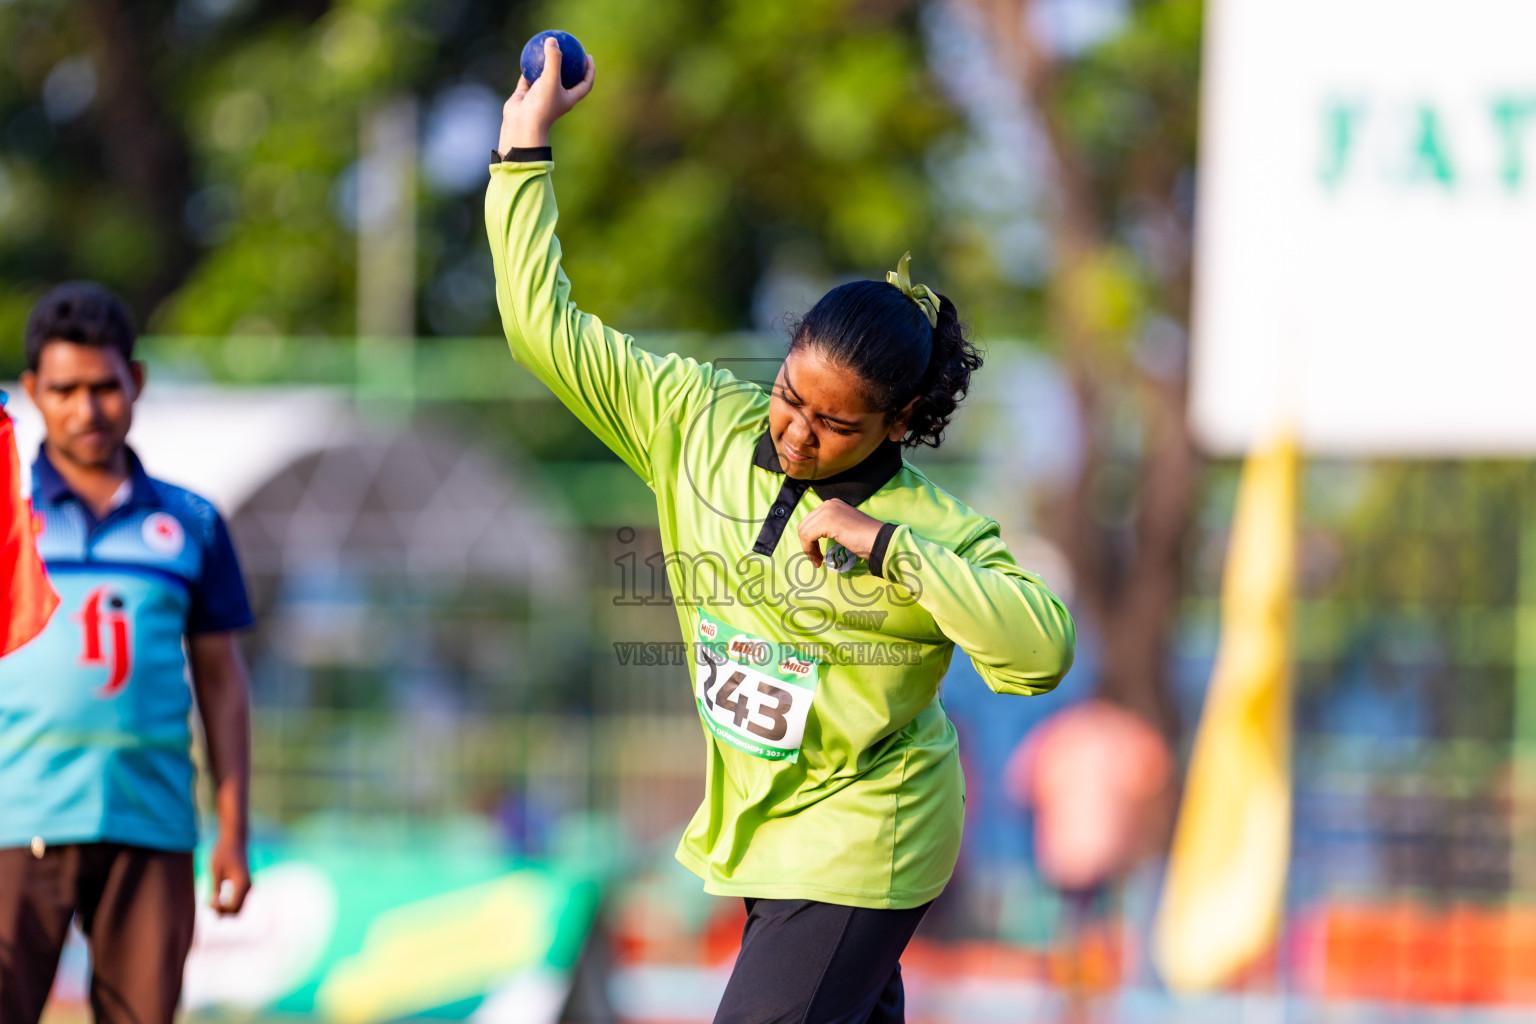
209;834;251;916
798;499;887;568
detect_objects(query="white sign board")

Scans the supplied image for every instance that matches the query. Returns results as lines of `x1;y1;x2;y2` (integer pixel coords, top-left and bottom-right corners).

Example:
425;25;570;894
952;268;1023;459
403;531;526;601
1190;0;1536;454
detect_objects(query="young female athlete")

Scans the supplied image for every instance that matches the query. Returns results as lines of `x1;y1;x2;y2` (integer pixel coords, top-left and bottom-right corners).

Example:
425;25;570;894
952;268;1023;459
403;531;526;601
491;38;1075;1024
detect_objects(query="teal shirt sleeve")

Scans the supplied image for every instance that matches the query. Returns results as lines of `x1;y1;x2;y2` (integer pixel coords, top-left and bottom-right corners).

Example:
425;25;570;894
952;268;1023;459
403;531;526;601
485;160;712;487
881;520;1076;696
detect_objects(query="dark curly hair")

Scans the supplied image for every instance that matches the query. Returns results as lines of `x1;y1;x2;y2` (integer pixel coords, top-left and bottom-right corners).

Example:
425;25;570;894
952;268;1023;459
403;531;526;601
24;281;137;373
789;278;982;448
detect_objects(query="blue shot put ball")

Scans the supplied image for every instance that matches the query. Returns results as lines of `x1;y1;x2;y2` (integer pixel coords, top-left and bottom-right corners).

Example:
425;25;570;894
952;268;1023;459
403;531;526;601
520;30;587;89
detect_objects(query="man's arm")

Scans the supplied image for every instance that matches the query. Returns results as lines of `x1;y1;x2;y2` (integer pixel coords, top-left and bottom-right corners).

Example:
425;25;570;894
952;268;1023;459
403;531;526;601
190;631;252;915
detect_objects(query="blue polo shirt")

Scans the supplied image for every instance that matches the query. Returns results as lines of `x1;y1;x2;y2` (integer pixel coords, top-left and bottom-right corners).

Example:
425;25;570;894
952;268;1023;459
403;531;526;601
0;447;253;852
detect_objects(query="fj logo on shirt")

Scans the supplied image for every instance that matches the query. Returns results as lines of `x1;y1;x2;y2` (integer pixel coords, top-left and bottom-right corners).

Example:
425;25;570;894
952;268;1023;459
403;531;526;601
74;588;132;697
695;609;820;763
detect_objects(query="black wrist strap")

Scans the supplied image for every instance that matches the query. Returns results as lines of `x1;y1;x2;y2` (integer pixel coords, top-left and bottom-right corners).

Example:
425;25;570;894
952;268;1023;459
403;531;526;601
493;146;553;163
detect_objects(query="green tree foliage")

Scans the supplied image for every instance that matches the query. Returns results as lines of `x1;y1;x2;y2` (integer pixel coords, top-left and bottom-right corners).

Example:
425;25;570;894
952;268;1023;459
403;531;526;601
0;0;955;369
1054;0;1202;330
956;0;1204;730
541;0;954;331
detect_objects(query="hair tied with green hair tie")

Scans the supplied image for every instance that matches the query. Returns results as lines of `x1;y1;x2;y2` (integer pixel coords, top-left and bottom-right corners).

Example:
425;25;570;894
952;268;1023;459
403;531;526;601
887;252;940;330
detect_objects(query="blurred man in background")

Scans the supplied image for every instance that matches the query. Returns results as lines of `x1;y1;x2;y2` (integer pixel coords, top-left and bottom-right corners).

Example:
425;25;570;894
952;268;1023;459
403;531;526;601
1007;699;1173;1018
0;283;255;1024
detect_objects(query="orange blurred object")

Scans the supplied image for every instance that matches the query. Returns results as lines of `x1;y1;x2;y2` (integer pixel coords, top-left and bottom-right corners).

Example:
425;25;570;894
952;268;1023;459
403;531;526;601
1005;699;1172;891
1314;902;1536;1005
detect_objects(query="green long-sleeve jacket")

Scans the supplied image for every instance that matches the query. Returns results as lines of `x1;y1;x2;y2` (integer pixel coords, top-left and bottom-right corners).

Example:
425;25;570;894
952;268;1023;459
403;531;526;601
487;158;1075;909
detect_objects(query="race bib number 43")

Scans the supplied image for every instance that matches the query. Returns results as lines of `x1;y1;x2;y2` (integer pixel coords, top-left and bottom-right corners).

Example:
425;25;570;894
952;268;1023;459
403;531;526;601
694;609;820;763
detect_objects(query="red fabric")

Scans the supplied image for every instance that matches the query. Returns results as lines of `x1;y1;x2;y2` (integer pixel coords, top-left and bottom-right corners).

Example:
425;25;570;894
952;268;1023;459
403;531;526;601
0;410;57;655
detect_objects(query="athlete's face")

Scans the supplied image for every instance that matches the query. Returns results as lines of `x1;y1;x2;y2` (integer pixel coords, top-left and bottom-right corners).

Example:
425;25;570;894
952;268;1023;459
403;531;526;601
768;346;910;480
23;341;142;471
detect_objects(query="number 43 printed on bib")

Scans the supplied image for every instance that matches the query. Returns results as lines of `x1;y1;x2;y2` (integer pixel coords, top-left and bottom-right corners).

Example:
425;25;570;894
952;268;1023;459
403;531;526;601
694;609;820;763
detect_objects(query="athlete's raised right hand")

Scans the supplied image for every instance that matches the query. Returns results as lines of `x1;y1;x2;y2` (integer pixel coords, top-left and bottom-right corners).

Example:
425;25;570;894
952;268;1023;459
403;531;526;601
498;36;595;153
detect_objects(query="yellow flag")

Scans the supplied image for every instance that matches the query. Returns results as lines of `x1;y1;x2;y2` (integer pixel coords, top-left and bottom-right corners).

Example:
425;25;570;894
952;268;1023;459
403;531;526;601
1152;435;1298;992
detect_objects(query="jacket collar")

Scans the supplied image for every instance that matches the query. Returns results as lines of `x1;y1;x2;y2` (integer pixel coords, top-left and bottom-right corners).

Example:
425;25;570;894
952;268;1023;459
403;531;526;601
751;430;904;506
33;445;158;511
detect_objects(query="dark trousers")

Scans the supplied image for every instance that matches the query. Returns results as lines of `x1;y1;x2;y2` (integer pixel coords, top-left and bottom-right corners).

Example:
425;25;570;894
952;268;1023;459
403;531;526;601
713;897;931;1024
0;843;196;1024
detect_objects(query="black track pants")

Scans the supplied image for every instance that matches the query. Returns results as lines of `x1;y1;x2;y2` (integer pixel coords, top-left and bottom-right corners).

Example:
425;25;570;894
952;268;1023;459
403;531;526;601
0;843;196;1024
712;897;932;1024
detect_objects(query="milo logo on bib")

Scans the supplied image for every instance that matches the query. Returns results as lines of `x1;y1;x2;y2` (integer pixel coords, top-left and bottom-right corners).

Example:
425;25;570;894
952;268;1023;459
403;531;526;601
694;609;821;763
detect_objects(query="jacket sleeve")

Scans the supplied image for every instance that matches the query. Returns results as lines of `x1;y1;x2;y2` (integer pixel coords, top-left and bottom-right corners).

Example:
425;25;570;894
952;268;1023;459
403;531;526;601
879;520;1076;696
485;160;711;486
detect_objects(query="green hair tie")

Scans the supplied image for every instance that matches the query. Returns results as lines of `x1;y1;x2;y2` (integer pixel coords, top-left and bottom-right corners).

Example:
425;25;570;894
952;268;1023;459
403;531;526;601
886;251;940;329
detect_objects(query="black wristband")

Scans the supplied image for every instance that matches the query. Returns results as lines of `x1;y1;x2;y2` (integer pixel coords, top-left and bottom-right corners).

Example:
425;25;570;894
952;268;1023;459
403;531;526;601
868;522;899;579
493;146;553;163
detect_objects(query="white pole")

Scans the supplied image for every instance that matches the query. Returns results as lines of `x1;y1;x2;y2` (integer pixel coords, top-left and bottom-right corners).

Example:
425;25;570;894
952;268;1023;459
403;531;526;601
357;95;418;411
